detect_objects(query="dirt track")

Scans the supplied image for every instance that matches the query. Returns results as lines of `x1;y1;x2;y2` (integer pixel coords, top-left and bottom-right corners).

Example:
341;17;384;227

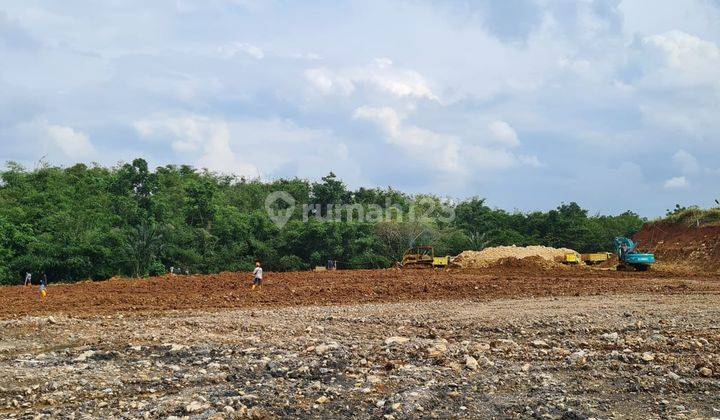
1;267;719;318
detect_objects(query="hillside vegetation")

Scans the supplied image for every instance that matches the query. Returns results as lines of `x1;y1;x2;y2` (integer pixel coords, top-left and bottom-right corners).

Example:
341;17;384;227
0;159;645;284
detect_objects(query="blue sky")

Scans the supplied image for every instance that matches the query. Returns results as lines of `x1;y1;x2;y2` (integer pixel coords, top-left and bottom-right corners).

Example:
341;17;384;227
1;0;719;217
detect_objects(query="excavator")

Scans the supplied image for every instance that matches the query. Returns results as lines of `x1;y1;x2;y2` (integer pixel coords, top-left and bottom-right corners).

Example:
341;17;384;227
614;237;655;271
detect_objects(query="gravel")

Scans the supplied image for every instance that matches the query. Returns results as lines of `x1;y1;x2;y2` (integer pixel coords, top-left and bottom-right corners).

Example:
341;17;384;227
1;293;719;418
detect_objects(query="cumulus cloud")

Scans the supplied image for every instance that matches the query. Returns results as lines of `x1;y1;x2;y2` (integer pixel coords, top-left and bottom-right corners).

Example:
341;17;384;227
487;120;520;147
638;30;720;88
353;106;460;172
2;1;719;214
663;176;688;189
672;149;699;175
46;124;94;157
135;116;258;177
354;106;540;174
305;59;438;100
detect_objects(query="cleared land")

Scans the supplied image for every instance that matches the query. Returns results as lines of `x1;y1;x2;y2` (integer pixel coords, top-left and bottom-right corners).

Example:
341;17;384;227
0;267;718;318
1;267;719;419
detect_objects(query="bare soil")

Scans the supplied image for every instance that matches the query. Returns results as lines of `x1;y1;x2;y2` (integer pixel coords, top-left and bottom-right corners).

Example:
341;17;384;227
1;267;719;419
635;221;720;273
1;267;719;318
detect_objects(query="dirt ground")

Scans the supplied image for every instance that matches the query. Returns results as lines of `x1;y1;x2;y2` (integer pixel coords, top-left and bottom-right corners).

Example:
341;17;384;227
1;267;719;318
1;267;719;419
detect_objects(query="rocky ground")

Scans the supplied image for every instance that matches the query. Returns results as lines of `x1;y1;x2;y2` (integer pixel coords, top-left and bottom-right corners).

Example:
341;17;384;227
1;292;719;419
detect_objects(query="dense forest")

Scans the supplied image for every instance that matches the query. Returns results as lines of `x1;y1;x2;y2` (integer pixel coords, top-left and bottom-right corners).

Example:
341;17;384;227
0;159;645;284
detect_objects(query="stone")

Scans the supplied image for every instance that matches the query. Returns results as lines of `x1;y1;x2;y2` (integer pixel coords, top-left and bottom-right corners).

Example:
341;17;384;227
531;339;549;348
427;342;447;358
567;350;587;365
314;343;338;355
465;355;479;371
73;350;96;362
384;336;410;346
641;352;655;362
185;401;210;413
366;375;382;385
601;332;619;342
699;367;712;377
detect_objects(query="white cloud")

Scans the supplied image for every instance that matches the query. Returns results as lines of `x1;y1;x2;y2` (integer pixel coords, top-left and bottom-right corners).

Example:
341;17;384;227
638;30;720;88
135;116;258;177
305;59;438;100
354;106;540;174
304;68;354;95
518;154;542;167
663;176;688;189
557;57;592;75
487;120;520;147
216;42;264;59
46;124;94;157
672;149;699;175
353;106;459;172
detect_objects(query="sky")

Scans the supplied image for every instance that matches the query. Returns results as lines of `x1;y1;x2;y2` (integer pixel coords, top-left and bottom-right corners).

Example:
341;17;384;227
1;0;719;217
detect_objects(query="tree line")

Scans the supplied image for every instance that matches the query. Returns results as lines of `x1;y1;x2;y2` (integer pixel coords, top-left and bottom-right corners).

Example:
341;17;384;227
0;159;645;284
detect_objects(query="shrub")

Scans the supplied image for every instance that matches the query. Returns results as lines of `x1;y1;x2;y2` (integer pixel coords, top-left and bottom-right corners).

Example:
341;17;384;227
148;260;167;277
278;255;308;272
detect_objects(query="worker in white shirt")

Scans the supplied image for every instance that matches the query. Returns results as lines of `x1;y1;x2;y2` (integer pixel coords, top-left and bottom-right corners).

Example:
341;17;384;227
252;261;263;290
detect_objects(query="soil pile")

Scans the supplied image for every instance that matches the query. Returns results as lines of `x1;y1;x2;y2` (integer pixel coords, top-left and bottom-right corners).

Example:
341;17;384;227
634;221;720;273
485;256;565;270
454;245;579;269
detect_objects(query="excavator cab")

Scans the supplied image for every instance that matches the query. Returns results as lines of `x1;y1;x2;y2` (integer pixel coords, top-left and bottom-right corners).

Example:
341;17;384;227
614;237;655;271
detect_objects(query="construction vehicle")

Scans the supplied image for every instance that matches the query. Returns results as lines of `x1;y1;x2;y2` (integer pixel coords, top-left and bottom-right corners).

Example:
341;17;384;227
555;253;580;265
581;252;612;265
399;246;452;268
614;237;655;271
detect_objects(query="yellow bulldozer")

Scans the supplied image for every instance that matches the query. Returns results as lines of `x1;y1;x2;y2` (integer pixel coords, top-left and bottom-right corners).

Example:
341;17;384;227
398;246;453;269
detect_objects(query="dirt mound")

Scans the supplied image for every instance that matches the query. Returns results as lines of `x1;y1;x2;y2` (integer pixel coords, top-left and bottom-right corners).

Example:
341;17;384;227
634;221;720;273
485;256;564;270
454;245;578;269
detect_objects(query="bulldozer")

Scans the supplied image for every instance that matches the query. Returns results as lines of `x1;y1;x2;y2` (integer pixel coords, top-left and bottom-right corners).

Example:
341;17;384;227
398;246;453;269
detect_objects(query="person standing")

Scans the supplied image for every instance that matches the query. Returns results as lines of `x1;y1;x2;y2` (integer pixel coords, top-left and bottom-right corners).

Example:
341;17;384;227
24;272;32;286
39;272;48;300
252;261;263;290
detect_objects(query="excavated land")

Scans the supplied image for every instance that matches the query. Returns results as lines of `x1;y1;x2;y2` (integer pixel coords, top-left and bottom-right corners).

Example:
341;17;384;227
635;221;720;274
1;267;720;419
1;267;719;318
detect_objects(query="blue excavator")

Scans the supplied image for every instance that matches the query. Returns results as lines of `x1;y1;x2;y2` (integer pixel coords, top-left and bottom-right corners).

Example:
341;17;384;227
614;237;655;271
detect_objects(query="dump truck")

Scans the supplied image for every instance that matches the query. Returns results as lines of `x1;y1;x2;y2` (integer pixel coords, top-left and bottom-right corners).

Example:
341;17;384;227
581;252;612;265
555;253;580;265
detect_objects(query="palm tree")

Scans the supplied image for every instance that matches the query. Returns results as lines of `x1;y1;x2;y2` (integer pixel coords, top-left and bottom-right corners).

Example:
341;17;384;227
123;220;164;277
